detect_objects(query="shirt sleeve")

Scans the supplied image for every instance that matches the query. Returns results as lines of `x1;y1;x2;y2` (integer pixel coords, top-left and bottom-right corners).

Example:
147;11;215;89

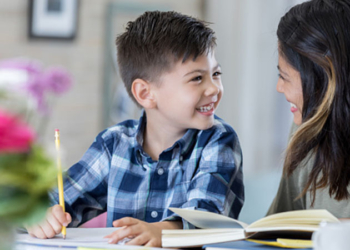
169;125;244;229
50;130;112;227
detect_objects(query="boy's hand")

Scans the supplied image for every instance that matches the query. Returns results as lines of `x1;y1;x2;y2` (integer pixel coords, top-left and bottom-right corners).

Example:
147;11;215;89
25;204;72;239
105;218;182;247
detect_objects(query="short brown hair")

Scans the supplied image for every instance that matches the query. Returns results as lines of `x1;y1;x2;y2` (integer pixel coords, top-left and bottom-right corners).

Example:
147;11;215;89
116;11;216;106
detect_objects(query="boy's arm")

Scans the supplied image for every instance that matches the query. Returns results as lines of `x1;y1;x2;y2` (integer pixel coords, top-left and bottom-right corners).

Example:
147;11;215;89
50;130;112;227
169;125;244;227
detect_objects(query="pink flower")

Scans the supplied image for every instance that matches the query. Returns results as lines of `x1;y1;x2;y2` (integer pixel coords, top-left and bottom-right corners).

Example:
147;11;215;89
26;77;48;114
0;58;73;115
0;110;36;153
43;67;72;95
0;58;42;75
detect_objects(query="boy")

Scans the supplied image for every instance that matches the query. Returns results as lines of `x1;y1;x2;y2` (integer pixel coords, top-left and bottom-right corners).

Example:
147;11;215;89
26;11;244;247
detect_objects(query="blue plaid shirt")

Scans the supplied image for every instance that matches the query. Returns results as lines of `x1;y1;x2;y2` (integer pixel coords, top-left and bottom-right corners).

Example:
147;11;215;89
51;112;244;228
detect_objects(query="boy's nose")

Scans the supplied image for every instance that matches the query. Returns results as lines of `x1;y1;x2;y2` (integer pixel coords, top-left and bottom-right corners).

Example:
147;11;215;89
205;81;221;96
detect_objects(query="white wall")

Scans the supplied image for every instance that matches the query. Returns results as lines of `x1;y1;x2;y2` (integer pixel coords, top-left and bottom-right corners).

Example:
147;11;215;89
0;0;203;168
204;0;306;223
1;0;306;224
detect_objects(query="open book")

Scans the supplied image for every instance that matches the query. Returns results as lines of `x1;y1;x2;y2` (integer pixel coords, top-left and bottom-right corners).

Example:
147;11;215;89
162;207;339;248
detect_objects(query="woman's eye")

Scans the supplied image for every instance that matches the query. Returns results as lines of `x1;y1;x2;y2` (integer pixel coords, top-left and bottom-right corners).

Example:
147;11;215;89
213;71;222;77
278;73;285;80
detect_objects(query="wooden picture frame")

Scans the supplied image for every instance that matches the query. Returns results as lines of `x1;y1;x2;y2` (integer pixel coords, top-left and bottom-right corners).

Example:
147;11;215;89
28;0;79;40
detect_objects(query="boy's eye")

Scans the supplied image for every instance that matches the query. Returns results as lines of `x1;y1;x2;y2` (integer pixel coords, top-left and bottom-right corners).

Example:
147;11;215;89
278;73;285;80
191;76;202;82
213;71;222;77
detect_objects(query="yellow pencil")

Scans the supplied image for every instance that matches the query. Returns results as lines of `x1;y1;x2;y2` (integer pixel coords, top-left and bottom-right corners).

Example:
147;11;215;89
55;129;66;239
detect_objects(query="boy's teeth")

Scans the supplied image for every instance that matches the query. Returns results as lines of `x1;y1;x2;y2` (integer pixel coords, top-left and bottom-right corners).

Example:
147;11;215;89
198;103;214;112
290;103;297;108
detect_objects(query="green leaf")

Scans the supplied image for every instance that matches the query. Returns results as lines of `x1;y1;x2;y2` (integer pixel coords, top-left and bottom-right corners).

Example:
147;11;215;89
0;145;57;225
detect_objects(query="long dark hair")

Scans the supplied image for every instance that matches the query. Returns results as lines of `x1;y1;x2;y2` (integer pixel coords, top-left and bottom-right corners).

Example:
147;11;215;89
278;0;350;204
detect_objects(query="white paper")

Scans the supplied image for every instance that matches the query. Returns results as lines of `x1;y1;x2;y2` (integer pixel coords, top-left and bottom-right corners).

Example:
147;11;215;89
16;228;130;248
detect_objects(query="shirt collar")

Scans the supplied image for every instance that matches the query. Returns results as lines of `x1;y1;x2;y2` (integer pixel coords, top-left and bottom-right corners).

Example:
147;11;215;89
134;110;199;156
175;128;198;156
135;110;146;151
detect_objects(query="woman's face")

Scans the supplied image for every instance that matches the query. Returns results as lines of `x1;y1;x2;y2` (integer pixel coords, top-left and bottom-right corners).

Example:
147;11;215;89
276;55;303;125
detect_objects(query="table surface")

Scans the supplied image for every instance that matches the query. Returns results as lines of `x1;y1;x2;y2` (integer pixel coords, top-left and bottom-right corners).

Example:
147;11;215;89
15;243;161;250
14;227;314;250
14;240;313;250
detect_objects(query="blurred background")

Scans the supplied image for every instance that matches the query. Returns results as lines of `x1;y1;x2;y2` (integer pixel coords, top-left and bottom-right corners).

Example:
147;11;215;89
0;0;305;224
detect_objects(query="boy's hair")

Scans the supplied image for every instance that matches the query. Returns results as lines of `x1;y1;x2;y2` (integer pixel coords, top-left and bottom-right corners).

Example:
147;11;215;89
116;11;216;106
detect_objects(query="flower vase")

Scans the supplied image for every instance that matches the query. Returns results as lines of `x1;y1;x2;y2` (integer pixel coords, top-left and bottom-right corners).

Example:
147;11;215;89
0;220;15;250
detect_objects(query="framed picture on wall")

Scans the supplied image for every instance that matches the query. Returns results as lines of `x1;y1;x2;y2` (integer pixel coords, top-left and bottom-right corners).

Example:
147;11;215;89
28;0;79;40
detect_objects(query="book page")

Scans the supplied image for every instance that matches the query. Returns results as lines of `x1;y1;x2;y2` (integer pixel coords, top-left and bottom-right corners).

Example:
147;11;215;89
162;229;246;248
169;207;248;229
162;228;241;235
247;238;313;248
245;225;319;233
247;209;339;229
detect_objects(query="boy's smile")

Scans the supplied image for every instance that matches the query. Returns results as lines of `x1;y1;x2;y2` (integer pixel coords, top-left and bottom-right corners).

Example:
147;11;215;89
148;50;223;134
196;102;216;115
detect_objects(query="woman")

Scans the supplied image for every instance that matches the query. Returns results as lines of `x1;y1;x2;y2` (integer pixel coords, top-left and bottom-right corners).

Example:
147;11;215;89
268;0;350;217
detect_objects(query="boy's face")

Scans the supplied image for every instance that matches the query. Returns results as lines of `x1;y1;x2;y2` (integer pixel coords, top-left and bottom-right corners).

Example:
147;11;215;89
150;51;223;131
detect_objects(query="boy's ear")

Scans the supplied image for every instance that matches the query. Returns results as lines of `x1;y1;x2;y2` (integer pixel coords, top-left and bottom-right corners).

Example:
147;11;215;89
131;78;156;109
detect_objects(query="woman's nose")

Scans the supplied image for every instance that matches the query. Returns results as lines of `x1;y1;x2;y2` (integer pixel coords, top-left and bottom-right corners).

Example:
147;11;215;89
276;78;284;93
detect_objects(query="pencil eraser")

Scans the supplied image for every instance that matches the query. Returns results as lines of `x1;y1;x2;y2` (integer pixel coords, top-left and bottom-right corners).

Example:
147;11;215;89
55;129;60;132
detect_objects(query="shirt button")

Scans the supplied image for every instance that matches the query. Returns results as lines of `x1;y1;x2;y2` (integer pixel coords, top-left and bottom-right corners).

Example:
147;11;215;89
151;211;158;218
157;167;164;175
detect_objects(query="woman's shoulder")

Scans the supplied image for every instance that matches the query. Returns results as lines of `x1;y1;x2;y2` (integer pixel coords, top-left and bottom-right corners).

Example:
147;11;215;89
308;187;350;218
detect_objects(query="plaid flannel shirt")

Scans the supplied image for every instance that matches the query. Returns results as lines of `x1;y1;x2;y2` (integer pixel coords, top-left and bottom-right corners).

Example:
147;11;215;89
50;111;244;228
